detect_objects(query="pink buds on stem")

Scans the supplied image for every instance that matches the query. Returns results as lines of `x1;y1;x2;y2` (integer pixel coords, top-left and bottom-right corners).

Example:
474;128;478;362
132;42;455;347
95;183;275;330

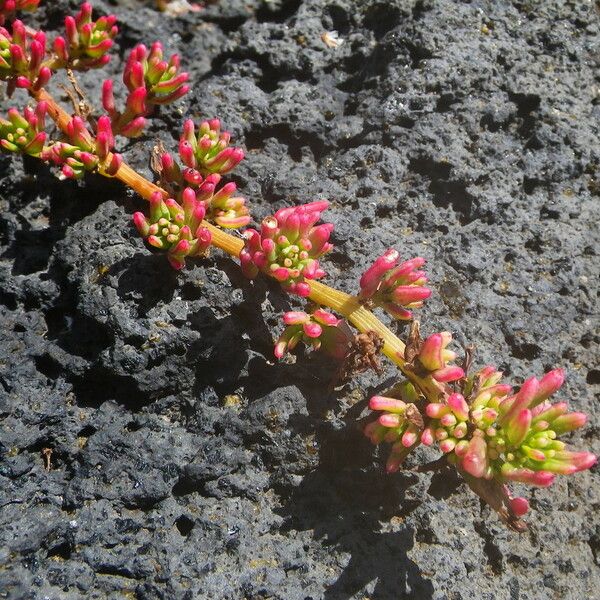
0;1;40;26
155;159;250;230
274;309;349;359
0;20;51;92
179;118;244;177
240;201;333;296
133;189;212;269
101;43;189;138
358;249;431;320
40;115;121;180
416;332;464;383
364;382;423;473
124;43;189;103
419;366;595;527
0;101;46;156
52;3;117;70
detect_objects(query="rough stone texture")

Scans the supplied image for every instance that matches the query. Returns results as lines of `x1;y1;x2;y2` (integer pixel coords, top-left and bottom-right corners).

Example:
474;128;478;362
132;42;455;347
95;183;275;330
1;0;599;598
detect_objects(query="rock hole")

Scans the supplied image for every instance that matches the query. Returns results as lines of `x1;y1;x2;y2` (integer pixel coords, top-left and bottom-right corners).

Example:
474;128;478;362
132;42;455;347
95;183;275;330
47;540;72;560
175;515;195;537
586;370;600;385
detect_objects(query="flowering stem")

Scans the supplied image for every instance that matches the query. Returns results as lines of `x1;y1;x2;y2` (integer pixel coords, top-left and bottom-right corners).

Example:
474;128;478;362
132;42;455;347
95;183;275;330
305;280;442;398
32;88;166;197
31;85;441;399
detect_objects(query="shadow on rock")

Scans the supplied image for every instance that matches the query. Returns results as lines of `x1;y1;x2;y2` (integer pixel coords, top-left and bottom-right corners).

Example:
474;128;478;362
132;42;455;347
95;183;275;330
113;252;179;316
275;425;435;600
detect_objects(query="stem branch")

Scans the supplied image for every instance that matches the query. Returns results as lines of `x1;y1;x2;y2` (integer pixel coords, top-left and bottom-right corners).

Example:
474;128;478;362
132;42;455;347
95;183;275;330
32;86;442;401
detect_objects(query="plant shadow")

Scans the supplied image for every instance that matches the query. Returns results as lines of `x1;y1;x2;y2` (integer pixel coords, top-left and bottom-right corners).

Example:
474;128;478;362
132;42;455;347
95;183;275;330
274;422;436;599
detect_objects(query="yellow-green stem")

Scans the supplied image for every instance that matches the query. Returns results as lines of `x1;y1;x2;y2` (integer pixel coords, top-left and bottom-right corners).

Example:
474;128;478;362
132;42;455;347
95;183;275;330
202;223;442;399
33;86;443;402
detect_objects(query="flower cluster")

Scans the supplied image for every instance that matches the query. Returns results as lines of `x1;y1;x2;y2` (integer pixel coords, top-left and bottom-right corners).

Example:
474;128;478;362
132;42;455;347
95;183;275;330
0;0;39;25
424;367;596;493
0;101;46;156
359;249;431;320
274;309;349;359
133;189;212;270
102;42;189;137
366;366;596;520
416;331;464;383
52;3;117;70
179;119;244;177
0;19;50;92
364;382;422;473
240;201;334;296
42;115;121;179
158;148;250;229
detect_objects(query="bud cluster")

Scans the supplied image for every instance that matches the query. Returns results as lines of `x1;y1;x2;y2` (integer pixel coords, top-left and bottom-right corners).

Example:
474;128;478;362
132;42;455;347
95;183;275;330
42;115;121;179
179;118;244;177
0;19;50;92
359;249;431;320
364;382;422;473
240;201;334;296
424;367;596;491
274;309;349;359
0;100;46;156
415;331;464;383
0;0;40;26
158;144;250;229
366;366;596;518
52;3;117;70
133;189;212;270
102;42;189;137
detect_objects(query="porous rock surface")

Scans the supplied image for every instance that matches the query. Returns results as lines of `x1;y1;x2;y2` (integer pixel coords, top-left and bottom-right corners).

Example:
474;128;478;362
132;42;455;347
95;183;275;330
1;0;599;598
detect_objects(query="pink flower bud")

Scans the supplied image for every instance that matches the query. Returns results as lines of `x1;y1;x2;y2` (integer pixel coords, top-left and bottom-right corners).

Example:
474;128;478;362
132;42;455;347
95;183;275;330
171;239;191;256
533;368;565;405
550;412;587;435
65;15;78;46
359;249;399;299
391;285;431;305
501;465;555;487
126;87;147;115
419;332;451;371
447;393;469;421
312;309;339;327
294;282;311;297
283;311;308;325
29;39;45;72
379;413;403;428
439;439;456;454
102;79;116;114
432;366;465;383
500;376;539;426
505;408;532;448
401;427;418;448
461;436;488;478
552;450;597;473
421;427;434;446
119;116;146;138
369;396;407;413
440;413;457;427
531;401;568;423
303;322;322;338
509;496;529;517
133;212;149;237
33;67;51;91
425;403;447;418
